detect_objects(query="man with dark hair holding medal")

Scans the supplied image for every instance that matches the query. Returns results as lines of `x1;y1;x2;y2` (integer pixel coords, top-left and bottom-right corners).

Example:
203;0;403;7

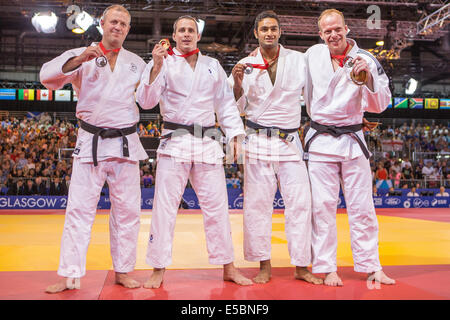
136;15;252;288
40;4;148;293
303;9;395;286
228;11;322;285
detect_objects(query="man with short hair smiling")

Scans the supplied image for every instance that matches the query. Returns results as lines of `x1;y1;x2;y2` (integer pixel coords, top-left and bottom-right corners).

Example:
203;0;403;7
40;4;147;293
303;9;395;286
136;15;252;288
228;11;321;285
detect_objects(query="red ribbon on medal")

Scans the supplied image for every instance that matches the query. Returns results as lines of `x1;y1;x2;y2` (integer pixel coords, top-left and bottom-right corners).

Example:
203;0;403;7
99;42;121;54
330;42;350;67
248;45;280;70
159;39;199;58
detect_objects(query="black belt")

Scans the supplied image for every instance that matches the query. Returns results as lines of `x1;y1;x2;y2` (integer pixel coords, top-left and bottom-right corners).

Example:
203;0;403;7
160;121;223;142
245;119;297;142
303;120;369;161
79;119;137;166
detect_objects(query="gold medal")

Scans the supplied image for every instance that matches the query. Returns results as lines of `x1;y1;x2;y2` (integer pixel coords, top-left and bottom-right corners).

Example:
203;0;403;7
350;70;368;86
159;38;171;50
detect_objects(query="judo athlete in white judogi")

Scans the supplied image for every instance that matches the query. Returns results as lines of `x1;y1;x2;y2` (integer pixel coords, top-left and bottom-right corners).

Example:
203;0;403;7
136;16;252;288
228;11;322;285
40;5;148;293
303;9;395;286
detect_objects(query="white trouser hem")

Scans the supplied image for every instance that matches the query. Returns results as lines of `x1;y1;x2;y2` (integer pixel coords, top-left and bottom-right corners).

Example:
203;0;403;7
57;269;85;278
312;266;337;274
355;266;383;273
244;255;271;262
210;258;234;266
291;259;311;267
146;258;170;269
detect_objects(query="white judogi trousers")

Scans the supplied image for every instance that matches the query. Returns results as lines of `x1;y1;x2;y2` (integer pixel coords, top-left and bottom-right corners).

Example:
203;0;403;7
308;155;382;274
243;157;312;267
58;157;141;278
146;155;234;268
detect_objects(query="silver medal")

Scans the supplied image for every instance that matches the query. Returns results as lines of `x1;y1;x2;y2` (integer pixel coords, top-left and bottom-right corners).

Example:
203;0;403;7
244;63;254;75
95;56;107;68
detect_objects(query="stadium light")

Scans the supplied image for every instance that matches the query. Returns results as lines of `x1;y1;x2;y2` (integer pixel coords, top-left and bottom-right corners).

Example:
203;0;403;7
31;11;58;33
405;78;418;95
71;27;85;34
75;11;94;32
197;19;205;34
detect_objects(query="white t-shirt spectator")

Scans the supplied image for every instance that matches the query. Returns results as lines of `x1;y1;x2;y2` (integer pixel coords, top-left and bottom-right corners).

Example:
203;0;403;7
436;191;449;197
422;165;435;177
407;191;419;197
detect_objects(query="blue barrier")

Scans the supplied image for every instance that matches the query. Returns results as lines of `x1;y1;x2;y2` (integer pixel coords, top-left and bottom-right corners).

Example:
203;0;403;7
0;189;448;209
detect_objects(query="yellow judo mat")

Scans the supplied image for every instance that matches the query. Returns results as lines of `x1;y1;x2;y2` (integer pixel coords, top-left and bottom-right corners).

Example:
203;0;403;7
1;211;449;272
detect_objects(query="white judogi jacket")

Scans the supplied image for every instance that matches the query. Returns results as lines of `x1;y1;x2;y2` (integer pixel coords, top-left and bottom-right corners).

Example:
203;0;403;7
227;45;305;161
136;49;245;164
304;39;391;161
40;44;148;163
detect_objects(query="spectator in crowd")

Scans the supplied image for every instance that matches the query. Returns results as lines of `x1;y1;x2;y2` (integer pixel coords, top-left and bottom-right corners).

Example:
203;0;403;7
436;186;449;197
422;161;435;179
407;187;419;197
0;169;7;189
375;163;391;189
389;168;401;189
7;179;25;195
23;179;37;195
49;177;67;196
401;162;414;187
35;176;48;195
385;187;397;197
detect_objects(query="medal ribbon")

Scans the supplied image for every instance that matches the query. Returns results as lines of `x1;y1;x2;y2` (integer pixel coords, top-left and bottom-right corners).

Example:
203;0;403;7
249;45;280;70
99;42;121;54
168;46;200;58
160;39;200;58
330;42;350;67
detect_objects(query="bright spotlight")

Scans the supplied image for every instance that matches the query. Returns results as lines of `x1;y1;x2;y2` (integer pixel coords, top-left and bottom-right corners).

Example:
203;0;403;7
197;19;205;34
405;78;418;95
96;24;103;35
75;11;94;31
71;27;85;34
32;11;58;33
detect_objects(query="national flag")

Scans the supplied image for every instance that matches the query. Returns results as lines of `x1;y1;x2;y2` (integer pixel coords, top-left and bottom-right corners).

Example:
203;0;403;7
55;90;71;101
73;90;78;102
36;89;53;101
18;89;35;100
26;112;41;119
0;88;16;100
439;98;450;110
408;98;423;109
424;98;439;109
393;97;408;109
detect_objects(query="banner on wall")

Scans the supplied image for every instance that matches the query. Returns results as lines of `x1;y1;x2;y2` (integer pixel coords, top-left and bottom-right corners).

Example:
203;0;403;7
0;193;448;210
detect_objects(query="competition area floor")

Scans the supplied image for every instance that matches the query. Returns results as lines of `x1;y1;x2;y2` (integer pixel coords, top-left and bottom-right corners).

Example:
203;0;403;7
0;208;449;300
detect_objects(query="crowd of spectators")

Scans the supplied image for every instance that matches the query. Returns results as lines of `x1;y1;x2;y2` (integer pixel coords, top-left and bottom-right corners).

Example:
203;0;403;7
1;113;75;195
365;121;449;190
137;121;162;137
1;114;449;196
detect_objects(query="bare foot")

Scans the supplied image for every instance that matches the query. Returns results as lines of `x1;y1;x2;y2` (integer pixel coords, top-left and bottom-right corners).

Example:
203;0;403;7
368;270;395;285
115;273;141;289
143;268;165;289
223;263;253;286
294;267;323;285
324;272;343;287
253;260;271;284
45;277;80;293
